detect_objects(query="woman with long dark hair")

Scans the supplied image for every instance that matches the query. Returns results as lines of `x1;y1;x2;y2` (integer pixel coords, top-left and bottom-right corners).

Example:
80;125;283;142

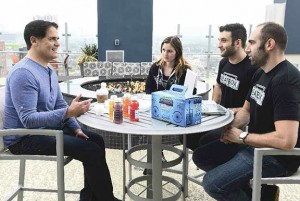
145;36;192;93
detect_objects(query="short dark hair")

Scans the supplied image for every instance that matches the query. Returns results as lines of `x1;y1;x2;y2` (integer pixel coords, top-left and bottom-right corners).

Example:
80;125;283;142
257;22;287;51
24;20;58;50
219;23;247;48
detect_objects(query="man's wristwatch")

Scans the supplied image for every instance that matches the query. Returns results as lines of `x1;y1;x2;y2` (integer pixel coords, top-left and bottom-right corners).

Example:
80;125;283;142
239;132;249;144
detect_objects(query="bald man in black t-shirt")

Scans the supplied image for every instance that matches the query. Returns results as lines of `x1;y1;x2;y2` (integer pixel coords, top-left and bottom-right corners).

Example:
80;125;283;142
193;22;300;201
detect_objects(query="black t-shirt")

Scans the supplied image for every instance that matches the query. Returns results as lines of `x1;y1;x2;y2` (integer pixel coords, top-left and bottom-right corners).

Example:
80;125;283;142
247;60;300;173
145;63;188;94
216;56;258;108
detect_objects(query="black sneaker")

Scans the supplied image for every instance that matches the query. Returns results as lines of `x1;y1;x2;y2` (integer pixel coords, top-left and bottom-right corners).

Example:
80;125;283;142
143;152;166;175
162;150;167;162
143;168;152;175
261;184;279;201
78;196;121;201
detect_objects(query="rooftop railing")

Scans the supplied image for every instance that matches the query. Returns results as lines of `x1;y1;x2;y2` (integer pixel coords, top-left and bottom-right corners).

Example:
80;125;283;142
0;51;221;84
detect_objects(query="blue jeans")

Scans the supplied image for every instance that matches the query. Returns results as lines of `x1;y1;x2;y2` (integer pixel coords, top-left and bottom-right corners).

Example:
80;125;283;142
182;127;226;151
192;132;288;201
9;127;115;201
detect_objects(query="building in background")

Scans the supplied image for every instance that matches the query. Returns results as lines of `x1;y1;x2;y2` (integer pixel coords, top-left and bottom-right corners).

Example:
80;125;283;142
97;0;153;62
0;41;7;77
33;14;58;23
266;0;300;68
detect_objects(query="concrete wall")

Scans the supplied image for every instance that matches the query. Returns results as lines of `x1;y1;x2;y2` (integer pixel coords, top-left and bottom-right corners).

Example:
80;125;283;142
97;0;153;62
284;0;300;54
285;55;300;69
265;3;286;25
274;0;286;3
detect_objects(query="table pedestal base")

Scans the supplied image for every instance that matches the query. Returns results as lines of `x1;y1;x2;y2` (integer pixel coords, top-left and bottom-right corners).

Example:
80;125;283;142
124;136;185;201
127;175;182;201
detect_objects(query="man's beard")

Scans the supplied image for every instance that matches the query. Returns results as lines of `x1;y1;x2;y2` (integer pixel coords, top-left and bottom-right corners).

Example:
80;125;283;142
221;45;236;58
251;48;269;67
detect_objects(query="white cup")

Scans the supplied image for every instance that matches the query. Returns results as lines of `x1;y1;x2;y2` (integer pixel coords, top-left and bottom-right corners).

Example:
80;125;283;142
94;104;105;116
104;99;110;108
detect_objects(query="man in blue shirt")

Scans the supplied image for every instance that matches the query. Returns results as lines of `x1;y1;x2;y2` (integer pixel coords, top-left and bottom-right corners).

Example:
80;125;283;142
4;20;120;201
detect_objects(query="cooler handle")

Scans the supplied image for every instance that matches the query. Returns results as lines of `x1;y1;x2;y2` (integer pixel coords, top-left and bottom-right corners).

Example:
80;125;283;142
170;84;187;95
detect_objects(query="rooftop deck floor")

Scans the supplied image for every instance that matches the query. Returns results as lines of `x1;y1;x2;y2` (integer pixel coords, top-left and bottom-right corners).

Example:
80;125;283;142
1;146;300;201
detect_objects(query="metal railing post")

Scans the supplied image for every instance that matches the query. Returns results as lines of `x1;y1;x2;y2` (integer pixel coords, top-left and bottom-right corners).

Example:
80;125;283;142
205;24;213;78
62;22;71;53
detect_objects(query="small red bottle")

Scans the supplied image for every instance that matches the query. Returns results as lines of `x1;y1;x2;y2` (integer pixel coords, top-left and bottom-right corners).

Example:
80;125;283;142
130;96;139;122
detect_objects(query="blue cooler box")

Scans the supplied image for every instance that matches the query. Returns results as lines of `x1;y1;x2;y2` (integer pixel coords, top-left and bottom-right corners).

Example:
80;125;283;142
151;84;202;127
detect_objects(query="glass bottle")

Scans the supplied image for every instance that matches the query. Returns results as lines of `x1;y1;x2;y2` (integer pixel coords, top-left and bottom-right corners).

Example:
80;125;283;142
113;98;123;124
123;93;131;118
130;96;139;122
96;82;109;103
109;95;117;120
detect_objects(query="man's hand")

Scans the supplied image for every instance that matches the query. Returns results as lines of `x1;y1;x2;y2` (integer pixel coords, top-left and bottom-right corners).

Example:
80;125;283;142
66;94;92;118
221;125;243;144
230;107;242;115
74;129;89;139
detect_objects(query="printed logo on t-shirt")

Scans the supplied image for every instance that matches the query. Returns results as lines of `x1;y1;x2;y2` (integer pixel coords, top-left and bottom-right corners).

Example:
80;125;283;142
154;75;177;90
250;84;265;106
220;72;240;90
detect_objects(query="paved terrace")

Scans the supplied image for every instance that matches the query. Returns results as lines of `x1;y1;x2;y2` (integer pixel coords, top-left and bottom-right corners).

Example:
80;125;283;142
1;77;300;201
1;146;300;201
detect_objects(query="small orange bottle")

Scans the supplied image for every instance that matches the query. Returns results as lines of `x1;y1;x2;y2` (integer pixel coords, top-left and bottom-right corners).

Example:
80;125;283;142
123;93;131;118
130;96;139;122
109;95;117;120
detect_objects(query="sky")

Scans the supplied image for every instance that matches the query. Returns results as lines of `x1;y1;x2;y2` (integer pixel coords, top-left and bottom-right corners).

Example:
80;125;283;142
153;0;274;37
0;0;274;36
0;0;98;36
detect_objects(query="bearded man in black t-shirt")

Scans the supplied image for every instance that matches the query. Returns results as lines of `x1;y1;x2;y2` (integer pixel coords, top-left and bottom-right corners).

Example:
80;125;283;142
193;22;300;201
214;24;258;111
186;24;258;151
